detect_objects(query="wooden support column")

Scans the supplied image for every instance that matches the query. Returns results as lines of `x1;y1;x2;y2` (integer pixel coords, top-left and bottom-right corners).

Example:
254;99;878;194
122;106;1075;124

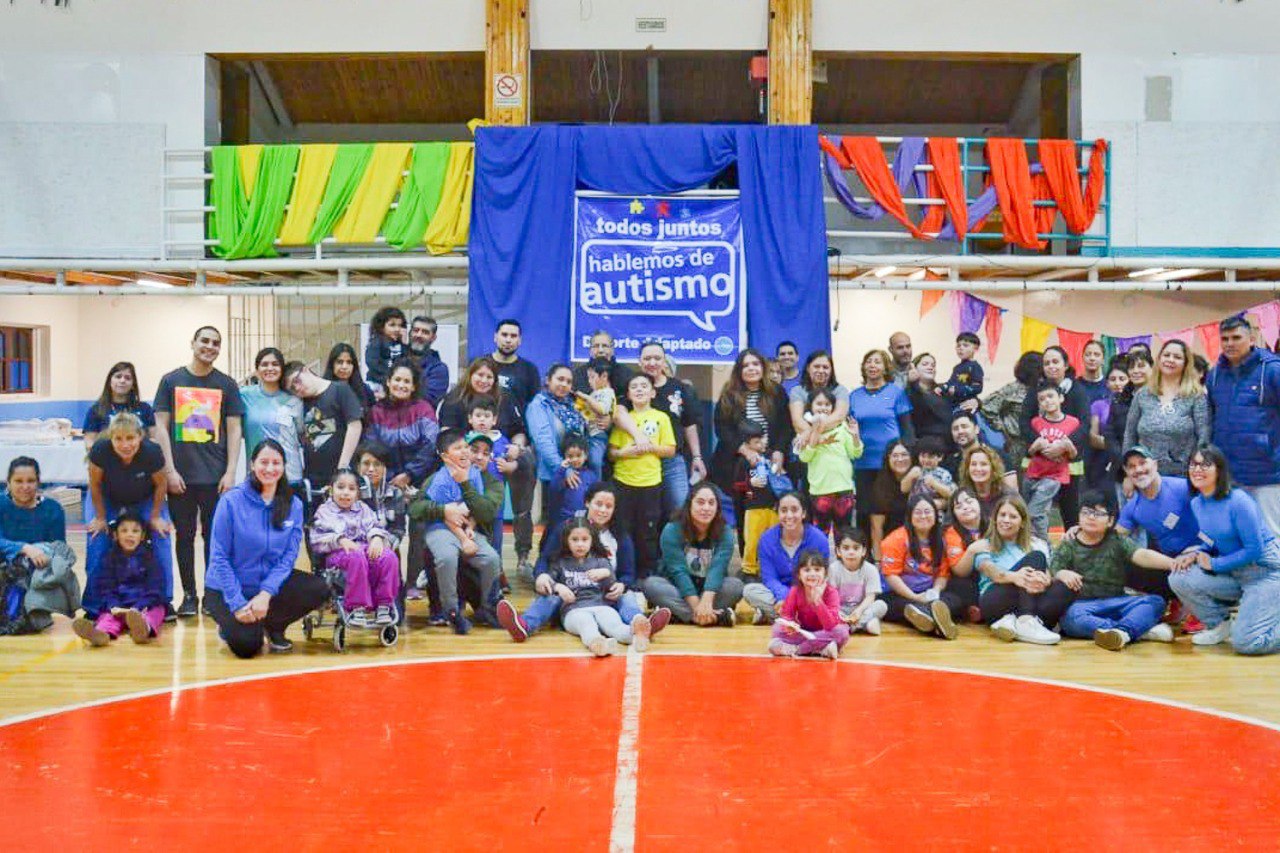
767;0;813;124
485;0;530;125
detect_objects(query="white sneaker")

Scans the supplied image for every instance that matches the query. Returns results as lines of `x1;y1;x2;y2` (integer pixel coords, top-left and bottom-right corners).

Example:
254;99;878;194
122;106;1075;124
1141;623;1175;643
1094;627;1130;651
767;638;798;657
1191;618;1233;646
863;617;882;636
630;614;651;653
1014;615;1060;645
819;641;839;660
752;607;772;626
991;613;1017;642
903;603;936;634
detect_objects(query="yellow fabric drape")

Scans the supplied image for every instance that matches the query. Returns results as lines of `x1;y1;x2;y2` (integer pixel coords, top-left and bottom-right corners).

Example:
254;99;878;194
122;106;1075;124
1020;316;1056;354
277;144;338;245
423;142;474;255
333;143;413;244
237;145;264;198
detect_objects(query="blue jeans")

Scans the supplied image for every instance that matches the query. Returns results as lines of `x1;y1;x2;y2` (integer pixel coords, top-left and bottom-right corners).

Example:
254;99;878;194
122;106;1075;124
522;590;643;634
1059;595;1164;640
588;433;608;477
83;498;173;615
1170;561;1280;655
661;455;690;515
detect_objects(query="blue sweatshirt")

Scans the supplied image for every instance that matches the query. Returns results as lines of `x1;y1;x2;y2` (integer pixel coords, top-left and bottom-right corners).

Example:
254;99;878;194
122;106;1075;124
757;523;831;602
0;494;66;560
423;464;485;533
204;482;304;612
93;542;167;612
1190;488;1280;573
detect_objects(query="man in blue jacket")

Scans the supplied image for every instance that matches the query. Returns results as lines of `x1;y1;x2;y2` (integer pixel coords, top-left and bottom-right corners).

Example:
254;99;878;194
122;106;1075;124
409;315;450;407
1206;316;1280;534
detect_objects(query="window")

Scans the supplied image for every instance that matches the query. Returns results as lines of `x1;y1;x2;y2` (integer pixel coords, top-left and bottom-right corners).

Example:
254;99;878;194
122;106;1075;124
0;326;34;394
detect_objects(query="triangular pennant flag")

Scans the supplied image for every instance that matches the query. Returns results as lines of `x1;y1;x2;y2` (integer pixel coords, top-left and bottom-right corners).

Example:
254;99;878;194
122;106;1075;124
958;293;986;335
1020;316;1055;354
984;303;1004;363
1198;322;1222;363
1252;301;1280;349
919;290;946;318
1057;329;1094;376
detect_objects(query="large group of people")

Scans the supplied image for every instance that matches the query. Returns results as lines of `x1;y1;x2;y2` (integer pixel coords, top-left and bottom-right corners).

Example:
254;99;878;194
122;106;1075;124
2;307;1278;661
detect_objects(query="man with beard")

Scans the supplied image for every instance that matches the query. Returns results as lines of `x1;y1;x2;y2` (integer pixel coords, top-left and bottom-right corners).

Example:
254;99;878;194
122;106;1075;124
944;411;1017;490
1113;446;1201;617
888;331;914;388
408;315;450;406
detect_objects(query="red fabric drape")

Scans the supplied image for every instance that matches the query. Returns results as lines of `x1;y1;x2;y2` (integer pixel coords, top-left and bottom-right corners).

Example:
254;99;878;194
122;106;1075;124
1198;322;1222;363
1040;139;1108;234
984;303;1004;363
1057;329;1095;376
840;137;931;240
987;138;1048;250
919;290;946;318
924;137;968;238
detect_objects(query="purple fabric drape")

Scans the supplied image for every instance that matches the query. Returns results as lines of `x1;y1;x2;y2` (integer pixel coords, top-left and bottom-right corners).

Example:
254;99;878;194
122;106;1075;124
822;136;928;220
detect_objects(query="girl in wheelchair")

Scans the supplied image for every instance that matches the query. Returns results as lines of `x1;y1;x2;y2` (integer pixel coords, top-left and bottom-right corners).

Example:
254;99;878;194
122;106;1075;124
309;468;401;627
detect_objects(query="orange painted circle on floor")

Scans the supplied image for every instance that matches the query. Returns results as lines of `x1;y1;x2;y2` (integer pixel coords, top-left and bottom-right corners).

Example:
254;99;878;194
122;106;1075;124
2;655;1279;850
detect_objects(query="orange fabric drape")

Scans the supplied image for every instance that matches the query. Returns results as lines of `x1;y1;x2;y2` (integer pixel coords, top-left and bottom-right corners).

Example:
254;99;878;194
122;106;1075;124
987;138;1048;250
919;290;946;317
1040;139;1108;234
840;137;930;240
1057;329;1095;376
923;137;968;238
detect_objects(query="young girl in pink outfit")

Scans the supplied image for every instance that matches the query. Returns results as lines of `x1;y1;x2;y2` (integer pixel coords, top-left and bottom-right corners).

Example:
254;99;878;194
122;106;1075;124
767;549;850;660
72;511;166;646
309;469;401;627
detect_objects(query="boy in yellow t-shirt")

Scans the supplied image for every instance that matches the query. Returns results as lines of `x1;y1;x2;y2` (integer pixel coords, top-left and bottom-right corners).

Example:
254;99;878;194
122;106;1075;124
609;373;676;578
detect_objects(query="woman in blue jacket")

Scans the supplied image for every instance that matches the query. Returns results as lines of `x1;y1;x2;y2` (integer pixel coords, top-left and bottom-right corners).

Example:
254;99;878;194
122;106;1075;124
525;363;591;498
204;440;328;658
742;491;831;623
1170;444;1280;655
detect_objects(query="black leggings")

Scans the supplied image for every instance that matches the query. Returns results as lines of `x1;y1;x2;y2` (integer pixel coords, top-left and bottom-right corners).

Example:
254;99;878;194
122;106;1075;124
206;570;330;659
169;483;220;595
1057;476;1082;529
978;551;1076;626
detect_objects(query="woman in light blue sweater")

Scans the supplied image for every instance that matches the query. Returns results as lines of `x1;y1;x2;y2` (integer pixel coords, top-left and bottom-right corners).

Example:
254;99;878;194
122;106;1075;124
1170;444;1280;655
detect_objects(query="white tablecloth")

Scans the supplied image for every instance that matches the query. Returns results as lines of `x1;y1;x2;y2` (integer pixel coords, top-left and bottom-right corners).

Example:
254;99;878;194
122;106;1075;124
0;441;88;485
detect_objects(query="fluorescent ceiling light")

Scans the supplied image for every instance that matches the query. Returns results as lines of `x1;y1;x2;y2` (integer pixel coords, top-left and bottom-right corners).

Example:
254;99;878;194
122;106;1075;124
1126;267;1165;278
136;278;175;289
1147;268;1208;281
872;265;897;278
906;269;926;281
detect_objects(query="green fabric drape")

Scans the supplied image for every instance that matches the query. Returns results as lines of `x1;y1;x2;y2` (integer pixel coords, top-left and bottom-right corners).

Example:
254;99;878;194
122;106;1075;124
305;143;374;244
383;142;451;250
207;145;299;260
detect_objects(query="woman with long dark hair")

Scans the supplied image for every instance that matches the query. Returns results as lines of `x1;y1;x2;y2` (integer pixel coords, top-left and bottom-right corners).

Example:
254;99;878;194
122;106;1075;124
643;483;743;626
711;348;793;497
82;361;156;445
877;494;965;639
241;347;306;488
324;342;376;416
203;440;328;658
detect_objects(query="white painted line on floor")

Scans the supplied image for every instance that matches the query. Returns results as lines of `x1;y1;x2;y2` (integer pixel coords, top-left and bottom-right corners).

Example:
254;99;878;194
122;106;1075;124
608;651;643;853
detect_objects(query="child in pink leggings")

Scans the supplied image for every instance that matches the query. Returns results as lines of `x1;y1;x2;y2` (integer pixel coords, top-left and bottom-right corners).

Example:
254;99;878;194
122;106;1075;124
767;548;850;660
72;511;166;646
310;469;401;627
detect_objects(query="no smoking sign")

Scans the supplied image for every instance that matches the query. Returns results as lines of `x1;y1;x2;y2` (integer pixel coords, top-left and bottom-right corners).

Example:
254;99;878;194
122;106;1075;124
493;73;523;108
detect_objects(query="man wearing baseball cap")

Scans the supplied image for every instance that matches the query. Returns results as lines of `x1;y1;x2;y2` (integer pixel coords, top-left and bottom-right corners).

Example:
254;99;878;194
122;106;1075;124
1114;445;1201;615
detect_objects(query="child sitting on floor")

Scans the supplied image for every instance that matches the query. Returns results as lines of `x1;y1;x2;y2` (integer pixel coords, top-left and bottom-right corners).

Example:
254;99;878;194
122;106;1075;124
767;548;849;660
72;511;166;646
541;518;649;657
829;527;887;635
309;469;402;627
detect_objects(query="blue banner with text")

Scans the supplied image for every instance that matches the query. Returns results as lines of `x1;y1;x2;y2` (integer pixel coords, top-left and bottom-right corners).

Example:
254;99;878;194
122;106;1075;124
571;194;746;364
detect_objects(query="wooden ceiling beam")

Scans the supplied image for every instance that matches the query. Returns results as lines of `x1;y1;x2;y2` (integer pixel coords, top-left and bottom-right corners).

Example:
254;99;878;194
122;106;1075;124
486;0;529;126
769;0;813;125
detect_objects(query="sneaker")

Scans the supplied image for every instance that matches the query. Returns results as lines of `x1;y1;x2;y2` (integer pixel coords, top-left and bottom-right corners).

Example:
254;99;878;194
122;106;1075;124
1094;627;1131;651
930;600;958;641
990;613;1018;642
863;617;882;636
201;598;213;616
450;609;472;636
427;609;451;627
648;607;672;637
751;607;772;626
1162;599;1183;625
176;593;198;618
496;599;529;642
405;587;425;601
266;631;293;653
374;605;394;626
903;603;936;635
163;604;178;624
1014;615;1060;645
349;606;371;628
1182;615;1206;634
767;638;798;657
124;609;153;644
588;637;612;657
965;605;983;624
415;570;430;591
819;641;839;660
717;607;737;627
72;616;110;647
1191;618;1233;646
630;614;652;652
516;559;535;584
1141;622;1175;643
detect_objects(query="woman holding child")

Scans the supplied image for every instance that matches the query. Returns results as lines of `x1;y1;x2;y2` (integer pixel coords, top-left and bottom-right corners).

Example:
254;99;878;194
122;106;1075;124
711;348;793;502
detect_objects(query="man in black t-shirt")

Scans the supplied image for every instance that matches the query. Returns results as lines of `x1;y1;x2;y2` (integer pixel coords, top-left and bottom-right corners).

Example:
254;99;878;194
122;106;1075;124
283;361;364;490
153;326;244;617
489;318;541;575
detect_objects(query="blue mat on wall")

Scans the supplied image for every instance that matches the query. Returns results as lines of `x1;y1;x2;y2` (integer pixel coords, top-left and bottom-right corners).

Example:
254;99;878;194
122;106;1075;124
468;125;831;372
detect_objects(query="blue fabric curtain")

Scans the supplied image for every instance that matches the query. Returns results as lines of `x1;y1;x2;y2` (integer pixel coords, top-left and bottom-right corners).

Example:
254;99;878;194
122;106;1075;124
468;125;831;372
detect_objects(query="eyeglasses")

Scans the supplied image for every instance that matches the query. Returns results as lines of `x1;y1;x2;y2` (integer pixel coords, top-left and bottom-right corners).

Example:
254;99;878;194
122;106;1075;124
1188;460;1215;470
1079;508;1111;519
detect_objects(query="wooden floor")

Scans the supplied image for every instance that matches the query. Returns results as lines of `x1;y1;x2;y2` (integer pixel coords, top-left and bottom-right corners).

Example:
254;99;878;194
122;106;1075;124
1;527;1277;726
